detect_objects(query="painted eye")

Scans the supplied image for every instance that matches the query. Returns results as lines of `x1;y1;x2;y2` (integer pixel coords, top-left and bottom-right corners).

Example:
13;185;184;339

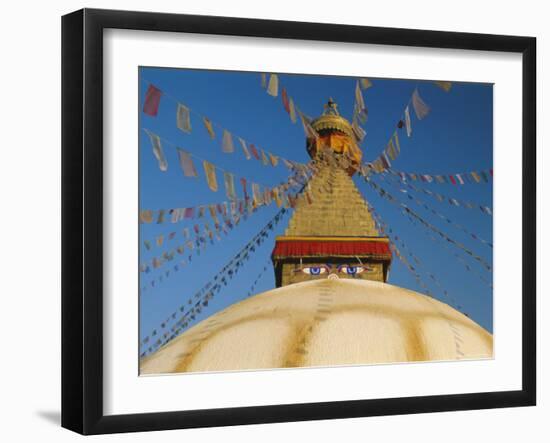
302;266;328;275
340;265;366;275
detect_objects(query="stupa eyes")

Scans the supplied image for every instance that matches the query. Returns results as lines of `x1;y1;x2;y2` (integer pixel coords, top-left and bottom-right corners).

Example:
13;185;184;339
299;265;370;276
339;265;366;275
302;266;329;275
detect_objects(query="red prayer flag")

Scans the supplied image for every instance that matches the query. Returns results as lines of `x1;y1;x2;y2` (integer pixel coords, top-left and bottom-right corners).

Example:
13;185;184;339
249;144;260;160
449;175;457;185
143;84;162;116
281;88;290;114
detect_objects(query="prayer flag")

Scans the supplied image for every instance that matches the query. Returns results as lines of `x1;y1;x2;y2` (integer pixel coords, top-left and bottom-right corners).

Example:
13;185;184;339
144;240;151;250
252;183;263;205
203;160;218;192
176;103;192;133
471;171;481;183
143;84;162;116
184;207;195;218
223;172;236;200
261;150;269;166
269;153;279;167
434;81;452;92
170;209;180;223
260;73;267;88
157;209;165;223
203;117;215;139
140;210;153;223
404;106;412;137
208;205;218;221
177;149;198;177
156;235;164;247
456;173;465;185
267;73;279;97
288;97;297;123
393;131;401;153
355;80;366;112
411;88;431;120
145;130;168;171
351;118;366;142
387;140;397;161
221;129;234;153
240;177;249;200
449;175;457;185
272;187;282;207
249;144;260;160
299;112;318;139
281;88;290;114
238;137;251;160
360;78;373;90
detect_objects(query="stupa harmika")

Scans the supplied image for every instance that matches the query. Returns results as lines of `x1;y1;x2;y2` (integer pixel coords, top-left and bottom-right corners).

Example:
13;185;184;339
141;99;493;374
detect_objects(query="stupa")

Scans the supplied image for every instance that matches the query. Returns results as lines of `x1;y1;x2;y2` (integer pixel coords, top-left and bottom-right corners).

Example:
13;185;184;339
140;99;493;375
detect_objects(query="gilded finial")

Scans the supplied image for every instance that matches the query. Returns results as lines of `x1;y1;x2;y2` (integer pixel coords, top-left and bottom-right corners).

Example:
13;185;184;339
323;97;340;116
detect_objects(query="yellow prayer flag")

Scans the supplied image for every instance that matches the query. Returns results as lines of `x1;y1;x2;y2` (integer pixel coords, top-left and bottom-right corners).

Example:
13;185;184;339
267;74;279;97
203;160;218;192
288;97;297;123
269;153;279;167
434;81;452;92
203;117;215;140
393;131;400;153
272;188;282;207
360;78;373;89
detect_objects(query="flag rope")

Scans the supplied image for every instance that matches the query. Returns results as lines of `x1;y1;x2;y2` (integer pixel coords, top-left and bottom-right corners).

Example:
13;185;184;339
368;202;473;314
363;177;492;271
140;166;311;288
375;172;493;248
140;207;290;356
383;169;493;215
387;166;493;185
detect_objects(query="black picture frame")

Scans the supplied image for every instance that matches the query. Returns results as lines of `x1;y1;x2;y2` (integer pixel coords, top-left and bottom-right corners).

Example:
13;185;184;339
61;8;536;435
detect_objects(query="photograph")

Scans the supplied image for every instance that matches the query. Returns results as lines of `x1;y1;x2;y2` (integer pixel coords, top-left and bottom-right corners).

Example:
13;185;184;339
137;68;494;375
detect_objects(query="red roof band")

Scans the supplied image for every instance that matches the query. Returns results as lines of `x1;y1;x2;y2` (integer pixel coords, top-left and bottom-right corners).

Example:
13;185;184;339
272;239;392;260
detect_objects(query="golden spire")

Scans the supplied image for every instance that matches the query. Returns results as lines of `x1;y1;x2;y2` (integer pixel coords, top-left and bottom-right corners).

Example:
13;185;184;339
306;99;363;175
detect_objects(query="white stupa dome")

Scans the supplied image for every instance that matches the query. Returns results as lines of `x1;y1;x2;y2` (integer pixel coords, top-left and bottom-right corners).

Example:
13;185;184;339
140;278;492;374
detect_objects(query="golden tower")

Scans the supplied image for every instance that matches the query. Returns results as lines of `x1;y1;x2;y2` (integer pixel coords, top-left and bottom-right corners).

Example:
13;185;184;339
272;99;392;287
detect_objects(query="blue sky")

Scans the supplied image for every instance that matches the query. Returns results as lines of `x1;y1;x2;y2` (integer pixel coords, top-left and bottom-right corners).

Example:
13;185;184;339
138;67;493;352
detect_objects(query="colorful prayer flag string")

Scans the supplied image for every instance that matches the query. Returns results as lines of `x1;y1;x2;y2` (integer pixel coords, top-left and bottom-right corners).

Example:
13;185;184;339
382;170;493;215
375;173;493;248
141;77;298;169
387;167;493;185
142;129;312;196
368;202;474;314
140;207;290;355
363;178;492;272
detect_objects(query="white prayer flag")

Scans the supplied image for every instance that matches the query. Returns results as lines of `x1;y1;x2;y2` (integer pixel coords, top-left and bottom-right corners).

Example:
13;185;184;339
238;137;251;160
145;130;168;171
404;106;412;137
411;88;431;120
355;80;366;112
176;103;192;133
